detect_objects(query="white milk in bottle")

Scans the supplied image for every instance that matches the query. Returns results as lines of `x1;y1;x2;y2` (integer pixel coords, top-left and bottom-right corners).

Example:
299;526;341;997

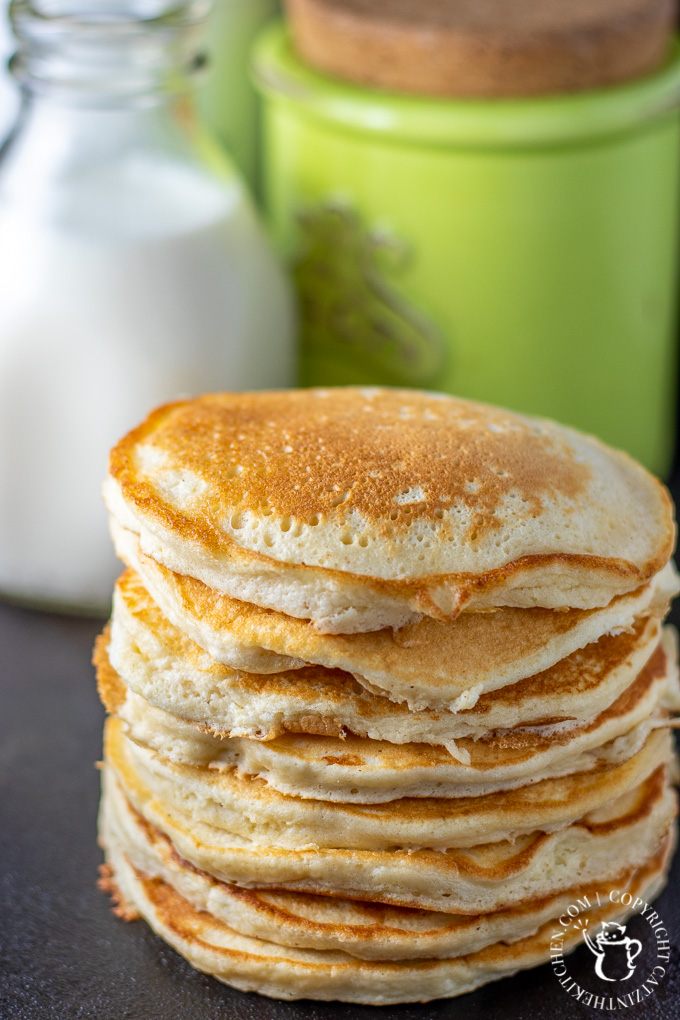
0;0;295;612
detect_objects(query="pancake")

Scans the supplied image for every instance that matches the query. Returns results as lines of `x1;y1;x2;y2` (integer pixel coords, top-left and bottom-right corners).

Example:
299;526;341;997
104;840;672;1004
104;388;675;633
106;716;673;850
99;632;679;802
111;536;677;711
101;832;671;1005
108;570;672;742
101;757;675;929
100;776;673;963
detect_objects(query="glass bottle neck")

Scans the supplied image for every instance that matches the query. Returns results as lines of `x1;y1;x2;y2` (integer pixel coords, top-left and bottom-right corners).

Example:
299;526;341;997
0;1;235;232
8;0;210;109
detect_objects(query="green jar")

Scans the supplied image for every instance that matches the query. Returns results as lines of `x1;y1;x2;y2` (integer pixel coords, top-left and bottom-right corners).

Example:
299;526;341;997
254;24;680;476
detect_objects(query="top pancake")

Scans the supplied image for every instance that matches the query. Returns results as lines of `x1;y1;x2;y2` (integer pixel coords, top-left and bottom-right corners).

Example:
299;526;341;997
105;388;675;634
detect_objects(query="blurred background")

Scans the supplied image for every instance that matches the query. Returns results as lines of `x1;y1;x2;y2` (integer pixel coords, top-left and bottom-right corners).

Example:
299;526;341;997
1;0;679;617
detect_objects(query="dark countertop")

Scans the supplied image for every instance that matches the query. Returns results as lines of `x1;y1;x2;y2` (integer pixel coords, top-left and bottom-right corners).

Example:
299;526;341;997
2;566;680;1019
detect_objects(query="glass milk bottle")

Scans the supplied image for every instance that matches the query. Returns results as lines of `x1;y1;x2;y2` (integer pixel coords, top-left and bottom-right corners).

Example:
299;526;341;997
0;0;295;614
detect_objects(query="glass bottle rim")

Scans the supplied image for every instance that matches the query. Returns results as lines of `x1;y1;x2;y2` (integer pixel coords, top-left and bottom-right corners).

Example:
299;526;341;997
8;0;212;104
10;0;211;34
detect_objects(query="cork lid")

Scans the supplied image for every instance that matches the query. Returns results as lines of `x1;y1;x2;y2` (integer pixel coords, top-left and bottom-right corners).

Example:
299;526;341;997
285;0;676;97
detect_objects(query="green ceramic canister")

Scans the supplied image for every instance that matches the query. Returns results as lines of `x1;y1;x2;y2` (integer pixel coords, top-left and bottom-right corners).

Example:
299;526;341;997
254;22;680;476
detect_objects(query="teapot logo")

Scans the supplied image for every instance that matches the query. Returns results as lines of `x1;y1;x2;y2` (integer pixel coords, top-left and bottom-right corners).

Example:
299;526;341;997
550;888;671;1010
583;921;642;982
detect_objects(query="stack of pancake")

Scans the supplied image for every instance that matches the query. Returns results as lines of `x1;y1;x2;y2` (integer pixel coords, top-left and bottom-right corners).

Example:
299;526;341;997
96;388;680;1005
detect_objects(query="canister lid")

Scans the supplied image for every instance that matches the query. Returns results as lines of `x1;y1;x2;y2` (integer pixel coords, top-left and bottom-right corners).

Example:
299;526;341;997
285;0;676;97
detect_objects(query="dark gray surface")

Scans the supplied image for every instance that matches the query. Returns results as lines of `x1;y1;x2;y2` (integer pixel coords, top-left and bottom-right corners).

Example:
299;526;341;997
1;581;679;1019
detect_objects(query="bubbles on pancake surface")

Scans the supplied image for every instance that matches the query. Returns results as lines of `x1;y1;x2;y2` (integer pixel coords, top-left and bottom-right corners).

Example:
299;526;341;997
111;387;672;603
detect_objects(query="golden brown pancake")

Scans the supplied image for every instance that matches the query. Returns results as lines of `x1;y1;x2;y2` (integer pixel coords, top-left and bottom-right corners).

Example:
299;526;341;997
104;388;675;632
105;716;673;851
109;546;676;712
98;631;679;802
100;755;677;914
106;570;675;743
100;775;673;964
101;829;672;1004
